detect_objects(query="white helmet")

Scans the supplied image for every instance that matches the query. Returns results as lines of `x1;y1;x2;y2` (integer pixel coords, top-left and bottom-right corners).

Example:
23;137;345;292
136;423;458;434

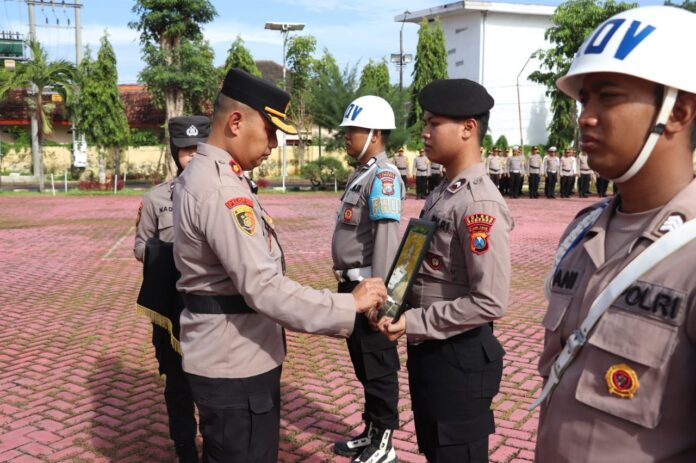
340;95;396;160
556;6;696;183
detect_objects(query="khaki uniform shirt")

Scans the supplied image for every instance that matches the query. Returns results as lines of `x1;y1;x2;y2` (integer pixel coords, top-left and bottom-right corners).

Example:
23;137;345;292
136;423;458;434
430;162;443;175
543;155;559;176
560;156;577;176
486;156;503;174
404;163;513;342
394;154;409;176
507;155;526;174
134;181;174;261
173;143;356;379
578;153;591;173
332;152;405;279
536;179;696;462
527;154;542;174
414;156;429;177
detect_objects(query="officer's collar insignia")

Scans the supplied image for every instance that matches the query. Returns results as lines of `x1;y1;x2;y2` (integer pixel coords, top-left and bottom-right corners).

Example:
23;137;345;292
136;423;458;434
365;157;377;168
464;213;496;255
605;363;639;399
657;213;685;235
229;160;243;177
186;125;199;137
447;179;466;193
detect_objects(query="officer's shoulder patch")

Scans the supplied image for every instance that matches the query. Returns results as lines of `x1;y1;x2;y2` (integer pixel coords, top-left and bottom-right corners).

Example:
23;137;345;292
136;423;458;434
447;179;466;194
464;213;496;255
369;167;401;221
225;197;257;235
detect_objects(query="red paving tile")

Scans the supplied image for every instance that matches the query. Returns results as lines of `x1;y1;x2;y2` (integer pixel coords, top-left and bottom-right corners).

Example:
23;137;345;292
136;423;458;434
0;192;596;461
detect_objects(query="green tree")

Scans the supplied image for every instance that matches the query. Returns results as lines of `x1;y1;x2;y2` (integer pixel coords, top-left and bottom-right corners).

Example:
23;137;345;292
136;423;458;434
302;156;349;189
286;35;317;165
0;39;75;192
221;35;261;77
130;0;216;175
77;33;130;181
359;59;390;97
408;17;448;135
665;0;696;11
529;0;636;148
494;135;509;151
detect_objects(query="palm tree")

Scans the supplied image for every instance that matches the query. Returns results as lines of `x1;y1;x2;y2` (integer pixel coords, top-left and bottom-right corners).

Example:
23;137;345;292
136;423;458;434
0;40;76;192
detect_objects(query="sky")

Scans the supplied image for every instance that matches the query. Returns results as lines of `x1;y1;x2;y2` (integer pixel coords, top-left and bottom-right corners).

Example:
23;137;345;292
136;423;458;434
0;0;667;86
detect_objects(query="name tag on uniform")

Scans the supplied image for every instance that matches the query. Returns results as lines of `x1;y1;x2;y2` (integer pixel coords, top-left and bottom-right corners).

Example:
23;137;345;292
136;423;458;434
613;281;686;325
551;266;584;295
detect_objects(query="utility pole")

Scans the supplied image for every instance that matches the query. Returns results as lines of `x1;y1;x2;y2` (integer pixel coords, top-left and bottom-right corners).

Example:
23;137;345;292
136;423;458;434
390;11;412;91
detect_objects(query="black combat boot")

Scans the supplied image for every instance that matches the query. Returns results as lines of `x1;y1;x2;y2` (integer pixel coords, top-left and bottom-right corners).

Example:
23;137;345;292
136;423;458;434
353;427;397;463
333;421;375;457
175;441;199;463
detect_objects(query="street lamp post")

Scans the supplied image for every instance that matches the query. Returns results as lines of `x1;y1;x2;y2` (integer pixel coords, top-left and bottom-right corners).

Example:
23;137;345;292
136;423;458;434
516;53;534;148
265;21;305;192
390;11;412;91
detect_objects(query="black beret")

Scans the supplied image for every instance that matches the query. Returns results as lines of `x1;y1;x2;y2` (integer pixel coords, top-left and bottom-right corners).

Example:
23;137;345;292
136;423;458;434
169;115;211;148
221;68;297;134
419;78;494;118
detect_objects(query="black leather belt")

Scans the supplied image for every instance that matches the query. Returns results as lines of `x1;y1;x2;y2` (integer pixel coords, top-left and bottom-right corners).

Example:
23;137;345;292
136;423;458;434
182;293;255;315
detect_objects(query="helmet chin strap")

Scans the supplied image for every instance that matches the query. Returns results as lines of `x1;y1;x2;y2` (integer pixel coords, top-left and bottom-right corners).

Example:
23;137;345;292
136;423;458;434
612;86;678;183
357;129;374;162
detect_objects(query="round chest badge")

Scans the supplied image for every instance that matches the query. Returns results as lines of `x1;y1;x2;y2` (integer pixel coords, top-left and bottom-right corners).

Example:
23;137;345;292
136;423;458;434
343;207;354;222
605;363;640;399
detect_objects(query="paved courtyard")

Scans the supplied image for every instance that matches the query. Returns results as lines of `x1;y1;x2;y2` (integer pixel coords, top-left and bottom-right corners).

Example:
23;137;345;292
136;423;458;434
0;191;596;462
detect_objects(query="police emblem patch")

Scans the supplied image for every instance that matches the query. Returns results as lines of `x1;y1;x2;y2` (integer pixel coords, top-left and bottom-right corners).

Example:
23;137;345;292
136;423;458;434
233;205;257;236
186;125;199;137
377;171;396;196
229;160;243;176
464;213;496;255
605;363;640;399
343;207;354;222
426;252;443;270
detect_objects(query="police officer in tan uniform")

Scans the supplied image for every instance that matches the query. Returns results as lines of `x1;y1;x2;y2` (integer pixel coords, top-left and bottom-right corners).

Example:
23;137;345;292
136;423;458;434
542;146;559;198
559;148;577;198
414;149;430;199
526;145;542;198
394;147;409;191
172;69;387;463
577;150;592;197
429;160;444;192
379;78;512;463
486;148;503;189
535;6;696;462
331;95;405;463
507;145;525;198
134;115;210;463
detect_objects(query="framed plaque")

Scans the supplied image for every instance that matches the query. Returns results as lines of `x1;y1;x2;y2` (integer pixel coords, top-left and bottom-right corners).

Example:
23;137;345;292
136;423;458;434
379;219;436;321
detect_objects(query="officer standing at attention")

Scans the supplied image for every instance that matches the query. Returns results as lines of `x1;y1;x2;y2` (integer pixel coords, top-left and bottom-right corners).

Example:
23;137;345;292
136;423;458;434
559;147;577;198
542;146;559;198
394;147;409;192
331;95;405;463
486;148;503;189
414;148;430;199
526;145;542;198
507;145;525;198
134;115;210;463
577;150;592;197
429;160;444;192
172;69;387;463
535;6;696;461
379;78;512;463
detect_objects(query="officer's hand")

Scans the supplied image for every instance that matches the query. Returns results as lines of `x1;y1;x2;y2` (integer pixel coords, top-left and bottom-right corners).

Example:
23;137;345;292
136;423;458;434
378;316;406;341
352;278;387;313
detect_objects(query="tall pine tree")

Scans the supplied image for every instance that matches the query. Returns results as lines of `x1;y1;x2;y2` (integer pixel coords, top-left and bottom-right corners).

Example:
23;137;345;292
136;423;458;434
221;35;261;77
359;59;390;97
408;17;448;143
77;33;130;181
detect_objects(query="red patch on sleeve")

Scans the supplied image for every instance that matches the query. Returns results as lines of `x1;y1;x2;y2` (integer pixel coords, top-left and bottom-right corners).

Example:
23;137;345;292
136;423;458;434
225;197;254;209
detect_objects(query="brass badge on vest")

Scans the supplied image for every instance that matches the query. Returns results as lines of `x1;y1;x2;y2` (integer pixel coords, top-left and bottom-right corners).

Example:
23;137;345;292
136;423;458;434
605;363;640;399
464;213;496;255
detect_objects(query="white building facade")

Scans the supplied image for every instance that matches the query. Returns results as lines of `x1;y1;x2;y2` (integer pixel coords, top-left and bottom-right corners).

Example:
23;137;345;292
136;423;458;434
396;1;556;146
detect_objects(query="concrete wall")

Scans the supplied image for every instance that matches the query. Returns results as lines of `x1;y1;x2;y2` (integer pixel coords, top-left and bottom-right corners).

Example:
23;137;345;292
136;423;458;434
441;13;482;82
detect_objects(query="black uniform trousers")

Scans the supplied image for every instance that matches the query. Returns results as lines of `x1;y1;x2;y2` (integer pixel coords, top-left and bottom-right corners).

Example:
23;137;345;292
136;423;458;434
187;366;281;463
509;172;522;198
489;173;500;189
544;173;557;198
596;176;610;197
578;173;591;197
152;324;198;447
560;175;574;198
407;324;504;463
416;175;428;199
400;174;408;192
499;175;510;196
339;280;400;430
528;173;540;198
429;174;443;193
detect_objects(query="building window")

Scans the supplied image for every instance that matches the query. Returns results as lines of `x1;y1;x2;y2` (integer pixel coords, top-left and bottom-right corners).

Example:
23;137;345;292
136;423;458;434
455;60;464;67
455;27;468;34
447;48;456;55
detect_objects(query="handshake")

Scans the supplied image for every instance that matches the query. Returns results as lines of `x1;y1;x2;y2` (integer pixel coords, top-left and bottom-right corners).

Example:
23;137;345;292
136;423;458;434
350;278;406;341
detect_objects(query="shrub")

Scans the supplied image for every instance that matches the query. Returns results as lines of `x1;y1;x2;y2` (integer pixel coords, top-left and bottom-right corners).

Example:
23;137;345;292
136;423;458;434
302;157;349;189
